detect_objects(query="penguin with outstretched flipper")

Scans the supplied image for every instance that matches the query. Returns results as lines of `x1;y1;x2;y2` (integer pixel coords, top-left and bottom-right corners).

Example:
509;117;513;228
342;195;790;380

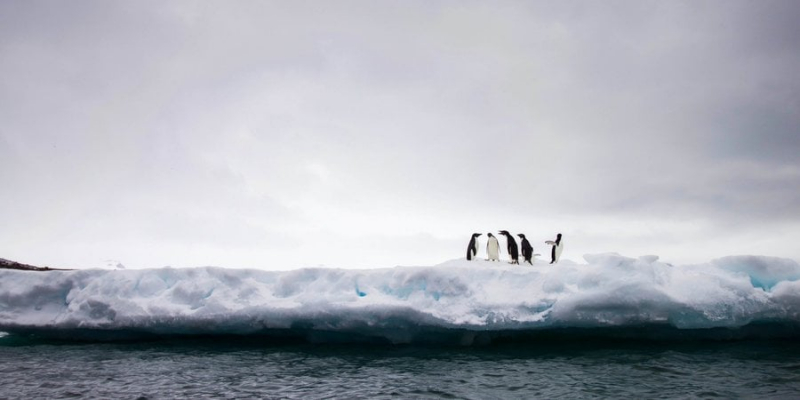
517;233;533;265
466;233;482;261
498;230;519;264
546;233;563;264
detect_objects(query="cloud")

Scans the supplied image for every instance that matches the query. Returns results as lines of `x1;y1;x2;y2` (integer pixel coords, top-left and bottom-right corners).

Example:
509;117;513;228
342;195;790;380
1;1;798;268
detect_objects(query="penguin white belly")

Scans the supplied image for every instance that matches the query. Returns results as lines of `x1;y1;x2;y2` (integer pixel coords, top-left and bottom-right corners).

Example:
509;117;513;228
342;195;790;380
487;239;500;261
555;243;564;262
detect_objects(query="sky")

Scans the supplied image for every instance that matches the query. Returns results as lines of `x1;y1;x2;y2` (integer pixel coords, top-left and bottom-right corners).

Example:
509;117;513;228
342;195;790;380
1;1;799;270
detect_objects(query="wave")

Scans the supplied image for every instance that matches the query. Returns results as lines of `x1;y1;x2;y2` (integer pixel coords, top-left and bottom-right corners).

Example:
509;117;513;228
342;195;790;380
1;254;799;344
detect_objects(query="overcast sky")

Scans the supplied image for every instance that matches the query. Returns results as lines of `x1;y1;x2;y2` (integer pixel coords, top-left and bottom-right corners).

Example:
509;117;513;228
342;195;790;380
1;1;799;270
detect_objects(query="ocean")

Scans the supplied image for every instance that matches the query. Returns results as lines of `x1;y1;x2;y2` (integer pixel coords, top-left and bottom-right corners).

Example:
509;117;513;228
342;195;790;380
2;336;800;399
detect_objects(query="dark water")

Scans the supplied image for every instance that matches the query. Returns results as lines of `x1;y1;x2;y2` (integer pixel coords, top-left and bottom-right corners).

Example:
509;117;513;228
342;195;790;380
2;336;800;399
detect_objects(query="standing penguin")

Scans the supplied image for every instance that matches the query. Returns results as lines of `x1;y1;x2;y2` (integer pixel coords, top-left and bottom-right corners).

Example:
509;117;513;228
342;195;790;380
517;233;533;265
546;233;563;264
466;233;482;261
486;233;500;261
498;230;519;264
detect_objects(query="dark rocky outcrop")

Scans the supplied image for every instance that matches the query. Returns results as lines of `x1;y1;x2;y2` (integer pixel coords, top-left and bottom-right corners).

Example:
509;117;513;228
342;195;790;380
0;258;70;271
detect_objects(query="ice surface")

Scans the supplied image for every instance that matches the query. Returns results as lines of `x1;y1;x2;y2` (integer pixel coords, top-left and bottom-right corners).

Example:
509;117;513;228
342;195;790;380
1;254;799;343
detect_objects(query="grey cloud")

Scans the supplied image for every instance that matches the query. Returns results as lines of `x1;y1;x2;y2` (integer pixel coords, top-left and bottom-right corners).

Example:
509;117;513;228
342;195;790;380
1;1;798;267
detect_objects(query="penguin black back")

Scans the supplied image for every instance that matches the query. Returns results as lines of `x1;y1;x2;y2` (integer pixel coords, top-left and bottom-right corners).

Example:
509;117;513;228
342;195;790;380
498;230;519;264
550;233;563;264
466;233;482;261
518;233;533;264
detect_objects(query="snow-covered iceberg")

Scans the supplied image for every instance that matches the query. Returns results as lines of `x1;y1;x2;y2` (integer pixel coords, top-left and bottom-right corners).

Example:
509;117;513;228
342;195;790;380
1;254;799;344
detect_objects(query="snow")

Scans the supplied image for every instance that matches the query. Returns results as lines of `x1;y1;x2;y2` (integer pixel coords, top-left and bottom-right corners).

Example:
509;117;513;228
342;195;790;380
1;253;799;343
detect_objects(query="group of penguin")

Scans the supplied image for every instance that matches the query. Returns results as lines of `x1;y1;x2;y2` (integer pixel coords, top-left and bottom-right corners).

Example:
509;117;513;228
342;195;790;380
466;232;563;265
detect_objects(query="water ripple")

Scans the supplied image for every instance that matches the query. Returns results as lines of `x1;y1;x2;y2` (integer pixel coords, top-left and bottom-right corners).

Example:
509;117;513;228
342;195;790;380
0;340;799;399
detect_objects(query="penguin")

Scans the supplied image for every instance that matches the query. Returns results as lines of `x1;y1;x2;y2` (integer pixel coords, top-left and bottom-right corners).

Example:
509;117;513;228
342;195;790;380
466;233;482;261
486;233;500;261
546;233;563;264
498;230;519;264
517;233;533;265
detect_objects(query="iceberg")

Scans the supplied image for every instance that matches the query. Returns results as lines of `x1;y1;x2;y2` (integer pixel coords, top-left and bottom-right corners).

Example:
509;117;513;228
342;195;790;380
1;254;799;344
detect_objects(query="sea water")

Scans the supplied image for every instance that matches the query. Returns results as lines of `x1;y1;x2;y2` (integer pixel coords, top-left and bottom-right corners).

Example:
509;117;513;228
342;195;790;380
2;337;800;399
